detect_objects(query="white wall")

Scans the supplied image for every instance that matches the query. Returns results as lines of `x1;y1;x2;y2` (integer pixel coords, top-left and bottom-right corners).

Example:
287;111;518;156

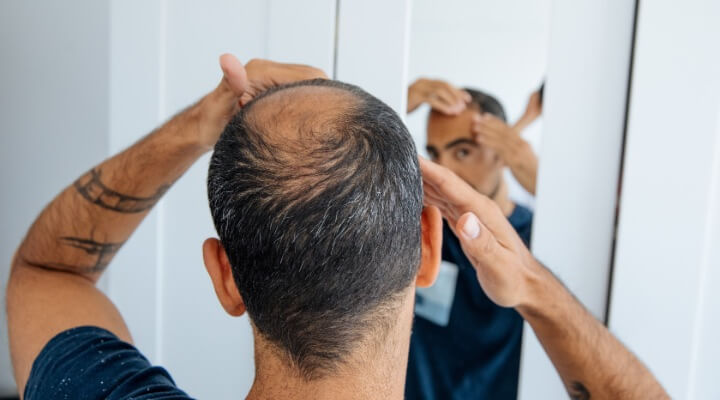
336;0;412;114
406;0;551;207
519;1;637;398
608;0;720;398
0;1;111;395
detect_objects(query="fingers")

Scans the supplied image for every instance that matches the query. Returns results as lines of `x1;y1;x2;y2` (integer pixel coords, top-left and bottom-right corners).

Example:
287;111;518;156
472;113;510;135
418;157;506;233
456;212;499;265
429;85;469;115
219;54;249;96
455;212;523;308
419;80;470;115
240;59;328;106
471;114;518;157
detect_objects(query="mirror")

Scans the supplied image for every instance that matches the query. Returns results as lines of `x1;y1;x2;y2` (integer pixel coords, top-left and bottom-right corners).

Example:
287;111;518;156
405;1;550;398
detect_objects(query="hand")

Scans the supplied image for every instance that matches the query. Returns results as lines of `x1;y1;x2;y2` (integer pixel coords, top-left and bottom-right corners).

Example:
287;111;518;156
472;113;532;165
197;54;328;150
407;78;471;115
419;157;540;308
472;113;538;194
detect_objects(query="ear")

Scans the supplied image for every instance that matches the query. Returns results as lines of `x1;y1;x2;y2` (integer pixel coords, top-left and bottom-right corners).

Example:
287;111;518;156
202;238;246;317
416;206;443;288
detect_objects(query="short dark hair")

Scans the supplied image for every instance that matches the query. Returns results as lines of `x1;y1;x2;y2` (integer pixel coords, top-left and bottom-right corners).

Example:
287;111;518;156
464;88;507;122
207;79;423;379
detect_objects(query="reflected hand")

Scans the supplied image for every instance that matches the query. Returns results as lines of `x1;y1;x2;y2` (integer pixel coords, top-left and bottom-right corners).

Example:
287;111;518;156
473;113;538;194
197;54;328;150
419;157;540;308
407;78;471;115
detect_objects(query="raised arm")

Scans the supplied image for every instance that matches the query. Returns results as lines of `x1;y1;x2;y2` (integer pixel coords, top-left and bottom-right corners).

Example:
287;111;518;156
419;157;668;400
6;55;326;394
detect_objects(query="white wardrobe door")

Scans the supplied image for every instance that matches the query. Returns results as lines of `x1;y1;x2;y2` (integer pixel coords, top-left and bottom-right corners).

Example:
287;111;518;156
609;0;720;398
518;1;637;398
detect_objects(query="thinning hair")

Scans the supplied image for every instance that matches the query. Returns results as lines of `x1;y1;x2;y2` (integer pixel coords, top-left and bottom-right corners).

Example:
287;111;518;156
207;79;423;379
464;87;507;122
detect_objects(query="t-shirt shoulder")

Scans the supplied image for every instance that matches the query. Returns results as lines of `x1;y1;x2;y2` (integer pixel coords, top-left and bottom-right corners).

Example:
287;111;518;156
24;326;193;400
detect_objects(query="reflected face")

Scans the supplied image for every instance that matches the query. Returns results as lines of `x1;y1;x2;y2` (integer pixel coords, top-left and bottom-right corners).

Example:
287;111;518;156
425;108;503;196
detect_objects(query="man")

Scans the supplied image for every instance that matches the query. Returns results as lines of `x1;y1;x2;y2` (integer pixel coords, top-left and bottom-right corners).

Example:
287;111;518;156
405;79;537;399
7;55;666;399
407;79;541;195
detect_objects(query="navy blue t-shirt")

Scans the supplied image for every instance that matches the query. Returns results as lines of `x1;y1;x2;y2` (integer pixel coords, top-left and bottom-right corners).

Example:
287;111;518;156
24;326;191;399
406;204;533;400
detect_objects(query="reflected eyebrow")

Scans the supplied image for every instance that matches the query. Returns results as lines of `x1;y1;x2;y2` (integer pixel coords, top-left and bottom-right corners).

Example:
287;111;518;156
444;138;478;150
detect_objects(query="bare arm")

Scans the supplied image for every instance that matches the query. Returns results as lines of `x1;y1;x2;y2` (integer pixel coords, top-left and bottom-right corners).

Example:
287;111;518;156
6;55;326;395
419;157;668;399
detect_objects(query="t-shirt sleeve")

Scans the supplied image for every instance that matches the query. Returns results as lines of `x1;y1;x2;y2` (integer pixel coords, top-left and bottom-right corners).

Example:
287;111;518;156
24;326;193;400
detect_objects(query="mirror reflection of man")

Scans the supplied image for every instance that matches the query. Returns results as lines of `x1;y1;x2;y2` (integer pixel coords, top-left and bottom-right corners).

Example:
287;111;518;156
406;78;541;399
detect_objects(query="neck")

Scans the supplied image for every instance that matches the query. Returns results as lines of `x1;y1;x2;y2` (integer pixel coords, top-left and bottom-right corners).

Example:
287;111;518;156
491;178;516;217
247;290;415;400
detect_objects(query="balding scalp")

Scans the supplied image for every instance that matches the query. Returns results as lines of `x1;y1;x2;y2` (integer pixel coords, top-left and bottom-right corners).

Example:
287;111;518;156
207;79;422;379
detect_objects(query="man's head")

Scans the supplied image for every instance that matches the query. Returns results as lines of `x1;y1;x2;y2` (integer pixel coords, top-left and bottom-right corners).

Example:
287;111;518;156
425;89;507;196
204;79;442;379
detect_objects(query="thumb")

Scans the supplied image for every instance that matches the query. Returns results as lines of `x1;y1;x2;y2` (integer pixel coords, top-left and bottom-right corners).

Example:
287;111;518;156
455;212;501;269
219;53;248;96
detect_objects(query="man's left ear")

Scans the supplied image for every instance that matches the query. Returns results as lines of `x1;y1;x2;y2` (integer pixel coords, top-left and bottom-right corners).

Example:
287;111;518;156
416;205;443;288
202;238;246;317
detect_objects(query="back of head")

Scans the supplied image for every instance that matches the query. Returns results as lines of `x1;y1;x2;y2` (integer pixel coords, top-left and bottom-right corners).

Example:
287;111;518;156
464;88;507;122
207;79;422;379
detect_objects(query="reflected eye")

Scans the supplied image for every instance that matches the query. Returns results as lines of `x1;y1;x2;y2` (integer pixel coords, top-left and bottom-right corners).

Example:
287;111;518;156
455;147;471;160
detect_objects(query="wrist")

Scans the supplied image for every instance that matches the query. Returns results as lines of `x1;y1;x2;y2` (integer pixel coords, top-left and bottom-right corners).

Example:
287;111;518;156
515;259;559;319
407;80;428;112
193;87;238;152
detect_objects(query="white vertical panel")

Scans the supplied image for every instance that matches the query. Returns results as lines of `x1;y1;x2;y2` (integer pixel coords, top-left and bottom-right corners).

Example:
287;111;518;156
691;111;720;399
608;0;720;398
159;1;268;398
267;0;337;74
107;0;164;364
518;1;636;398
0;1;111;395
335;0;412;114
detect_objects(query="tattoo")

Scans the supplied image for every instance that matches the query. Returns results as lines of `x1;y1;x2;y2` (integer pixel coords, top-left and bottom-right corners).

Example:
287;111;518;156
22;237;124;274
569;381;591;400
74;168;169;213
59;236;124;271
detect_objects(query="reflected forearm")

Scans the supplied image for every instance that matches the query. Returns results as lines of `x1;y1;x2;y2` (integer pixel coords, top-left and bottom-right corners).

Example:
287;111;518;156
13;96;217;282
517;264;668;399
507;152;537;195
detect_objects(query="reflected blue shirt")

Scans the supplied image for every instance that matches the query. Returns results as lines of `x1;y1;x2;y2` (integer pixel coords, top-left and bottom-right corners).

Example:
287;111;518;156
405;204;533;400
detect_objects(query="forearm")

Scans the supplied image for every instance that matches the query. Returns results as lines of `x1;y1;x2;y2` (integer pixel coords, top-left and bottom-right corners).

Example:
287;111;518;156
518;264;668;399
507;153;537;195
13;94;218;282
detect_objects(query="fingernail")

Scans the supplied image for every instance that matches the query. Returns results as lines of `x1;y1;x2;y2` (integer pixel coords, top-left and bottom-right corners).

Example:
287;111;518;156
462;214;480;239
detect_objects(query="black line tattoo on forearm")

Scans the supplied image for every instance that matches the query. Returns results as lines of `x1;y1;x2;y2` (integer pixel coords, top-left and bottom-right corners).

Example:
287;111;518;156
569;381;591;400
59;236;124;271
23;237;125;274
74;168;169;213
